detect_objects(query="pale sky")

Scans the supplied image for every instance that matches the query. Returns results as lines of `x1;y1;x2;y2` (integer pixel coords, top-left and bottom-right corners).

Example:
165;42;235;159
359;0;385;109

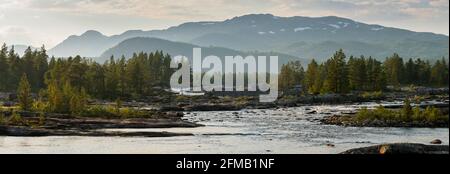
0;0;448;48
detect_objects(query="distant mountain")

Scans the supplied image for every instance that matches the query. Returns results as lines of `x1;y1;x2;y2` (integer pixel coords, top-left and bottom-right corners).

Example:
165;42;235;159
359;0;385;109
49;14;449;61
48;30;109;57
100;37;303;67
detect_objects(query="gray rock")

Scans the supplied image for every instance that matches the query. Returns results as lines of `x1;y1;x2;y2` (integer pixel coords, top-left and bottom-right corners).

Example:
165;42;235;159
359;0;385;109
430;139;443;145
341;143;449;154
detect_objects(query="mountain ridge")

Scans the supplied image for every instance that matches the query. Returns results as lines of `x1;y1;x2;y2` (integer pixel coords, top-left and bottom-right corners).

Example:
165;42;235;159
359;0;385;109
100;37;303;67
48;14;449;61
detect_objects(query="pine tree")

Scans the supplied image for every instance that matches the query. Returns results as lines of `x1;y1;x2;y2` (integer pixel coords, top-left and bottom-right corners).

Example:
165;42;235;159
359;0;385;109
315;63;326;94
404;58;416;85
69;88;88;114
305;59;319;94
35;45;49;90
384;53;404;87
347;56;367;91
161;53;173;87
279;61;304;92
366;57;386;91
430;57;450;87
104;56;119;98
118;56;127;97
323;49;348;93
17;74;33;111
22;47;37;89
0;44;9;91
7;46;21;91
47;80;64;113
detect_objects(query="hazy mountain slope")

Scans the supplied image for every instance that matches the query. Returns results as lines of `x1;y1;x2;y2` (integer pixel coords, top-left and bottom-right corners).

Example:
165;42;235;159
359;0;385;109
49;30;110;57
280;40;449;61
49;14;449;61
100;37;303;66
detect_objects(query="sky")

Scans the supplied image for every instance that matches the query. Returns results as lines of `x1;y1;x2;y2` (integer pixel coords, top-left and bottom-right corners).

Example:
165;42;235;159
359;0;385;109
0;0;449;48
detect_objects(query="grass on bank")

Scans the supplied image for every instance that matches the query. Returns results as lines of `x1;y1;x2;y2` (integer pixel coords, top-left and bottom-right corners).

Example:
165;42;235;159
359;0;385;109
1;101;159;127
355;100;448;123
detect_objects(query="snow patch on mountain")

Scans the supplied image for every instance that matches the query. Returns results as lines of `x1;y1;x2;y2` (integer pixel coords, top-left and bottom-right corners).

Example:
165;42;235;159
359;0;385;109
328;24;340;29
338;22;350;28
371;27;384;31
202;22;216;25
294;27;312;32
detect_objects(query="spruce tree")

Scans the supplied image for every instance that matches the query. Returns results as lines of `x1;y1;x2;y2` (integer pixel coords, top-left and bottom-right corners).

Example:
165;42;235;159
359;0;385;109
17;74;33;111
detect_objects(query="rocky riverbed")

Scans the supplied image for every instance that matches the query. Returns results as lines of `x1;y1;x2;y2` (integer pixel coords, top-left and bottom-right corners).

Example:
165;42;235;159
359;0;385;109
321;115;449;128
153;92;449;112
1;103;448;154
341;143;449;154
0;125;193;137
0;114;203;137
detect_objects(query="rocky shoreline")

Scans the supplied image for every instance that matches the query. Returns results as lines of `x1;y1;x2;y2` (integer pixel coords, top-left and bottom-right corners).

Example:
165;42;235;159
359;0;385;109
341;143;449;154
321;115;449;128
154;92;449;112
0;114;203;137
0;125;193;137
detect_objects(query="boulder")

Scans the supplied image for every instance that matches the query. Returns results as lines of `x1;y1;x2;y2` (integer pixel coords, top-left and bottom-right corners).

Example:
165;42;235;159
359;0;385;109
430;139;442;145
341;143;449;154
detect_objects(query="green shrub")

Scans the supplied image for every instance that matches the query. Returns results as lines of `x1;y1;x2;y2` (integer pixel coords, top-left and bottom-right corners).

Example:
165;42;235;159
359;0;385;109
32;100;50;112
355;104;447;123
9;112;24;125
424;106;440;122
356;107;372;121
115;98;123;113
0;113;6;125
38;113;46;126
412;106;423;121
80;105;116;118
356;105;399;121
401;99;413;121
79;105;153;119
175;95;189;102
361;91;384;99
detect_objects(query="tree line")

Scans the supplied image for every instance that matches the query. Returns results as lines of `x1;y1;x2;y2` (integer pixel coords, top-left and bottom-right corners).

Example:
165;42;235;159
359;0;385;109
0;43;173;102
1;43;449;101
280;49;449;94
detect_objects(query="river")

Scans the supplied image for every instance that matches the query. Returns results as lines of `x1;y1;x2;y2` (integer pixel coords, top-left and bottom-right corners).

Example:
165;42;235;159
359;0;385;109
0;102;448;154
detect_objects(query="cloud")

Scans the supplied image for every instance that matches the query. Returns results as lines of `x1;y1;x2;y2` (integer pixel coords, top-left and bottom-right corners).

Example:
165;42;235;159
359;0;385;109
0;26;41;46
4;0;248;20
265;0;448;20
429;0;449;7
0;0;447;47
0;26;29;43
1;0;447;22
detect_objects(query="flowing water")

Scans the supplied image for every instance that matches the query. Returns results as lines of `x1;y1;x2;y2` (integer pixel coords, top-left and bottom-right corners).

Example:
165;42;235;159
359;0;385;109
0;102;448;154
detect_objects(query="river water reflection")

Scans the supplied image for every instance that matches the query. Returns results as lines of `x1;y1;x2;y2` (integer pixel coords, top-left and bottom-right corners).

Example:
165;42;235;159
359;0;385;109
0;102;448;154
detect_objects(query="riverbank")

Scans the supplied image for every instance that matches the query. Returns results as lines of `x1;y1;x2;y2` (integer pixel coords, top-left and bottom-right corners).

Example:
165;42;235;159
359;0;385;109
341;143;449;154
151;90;449;112
0;111;203;137
0;125;193;137
320;98;449;128
1;104;448;154
321;115;449;128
